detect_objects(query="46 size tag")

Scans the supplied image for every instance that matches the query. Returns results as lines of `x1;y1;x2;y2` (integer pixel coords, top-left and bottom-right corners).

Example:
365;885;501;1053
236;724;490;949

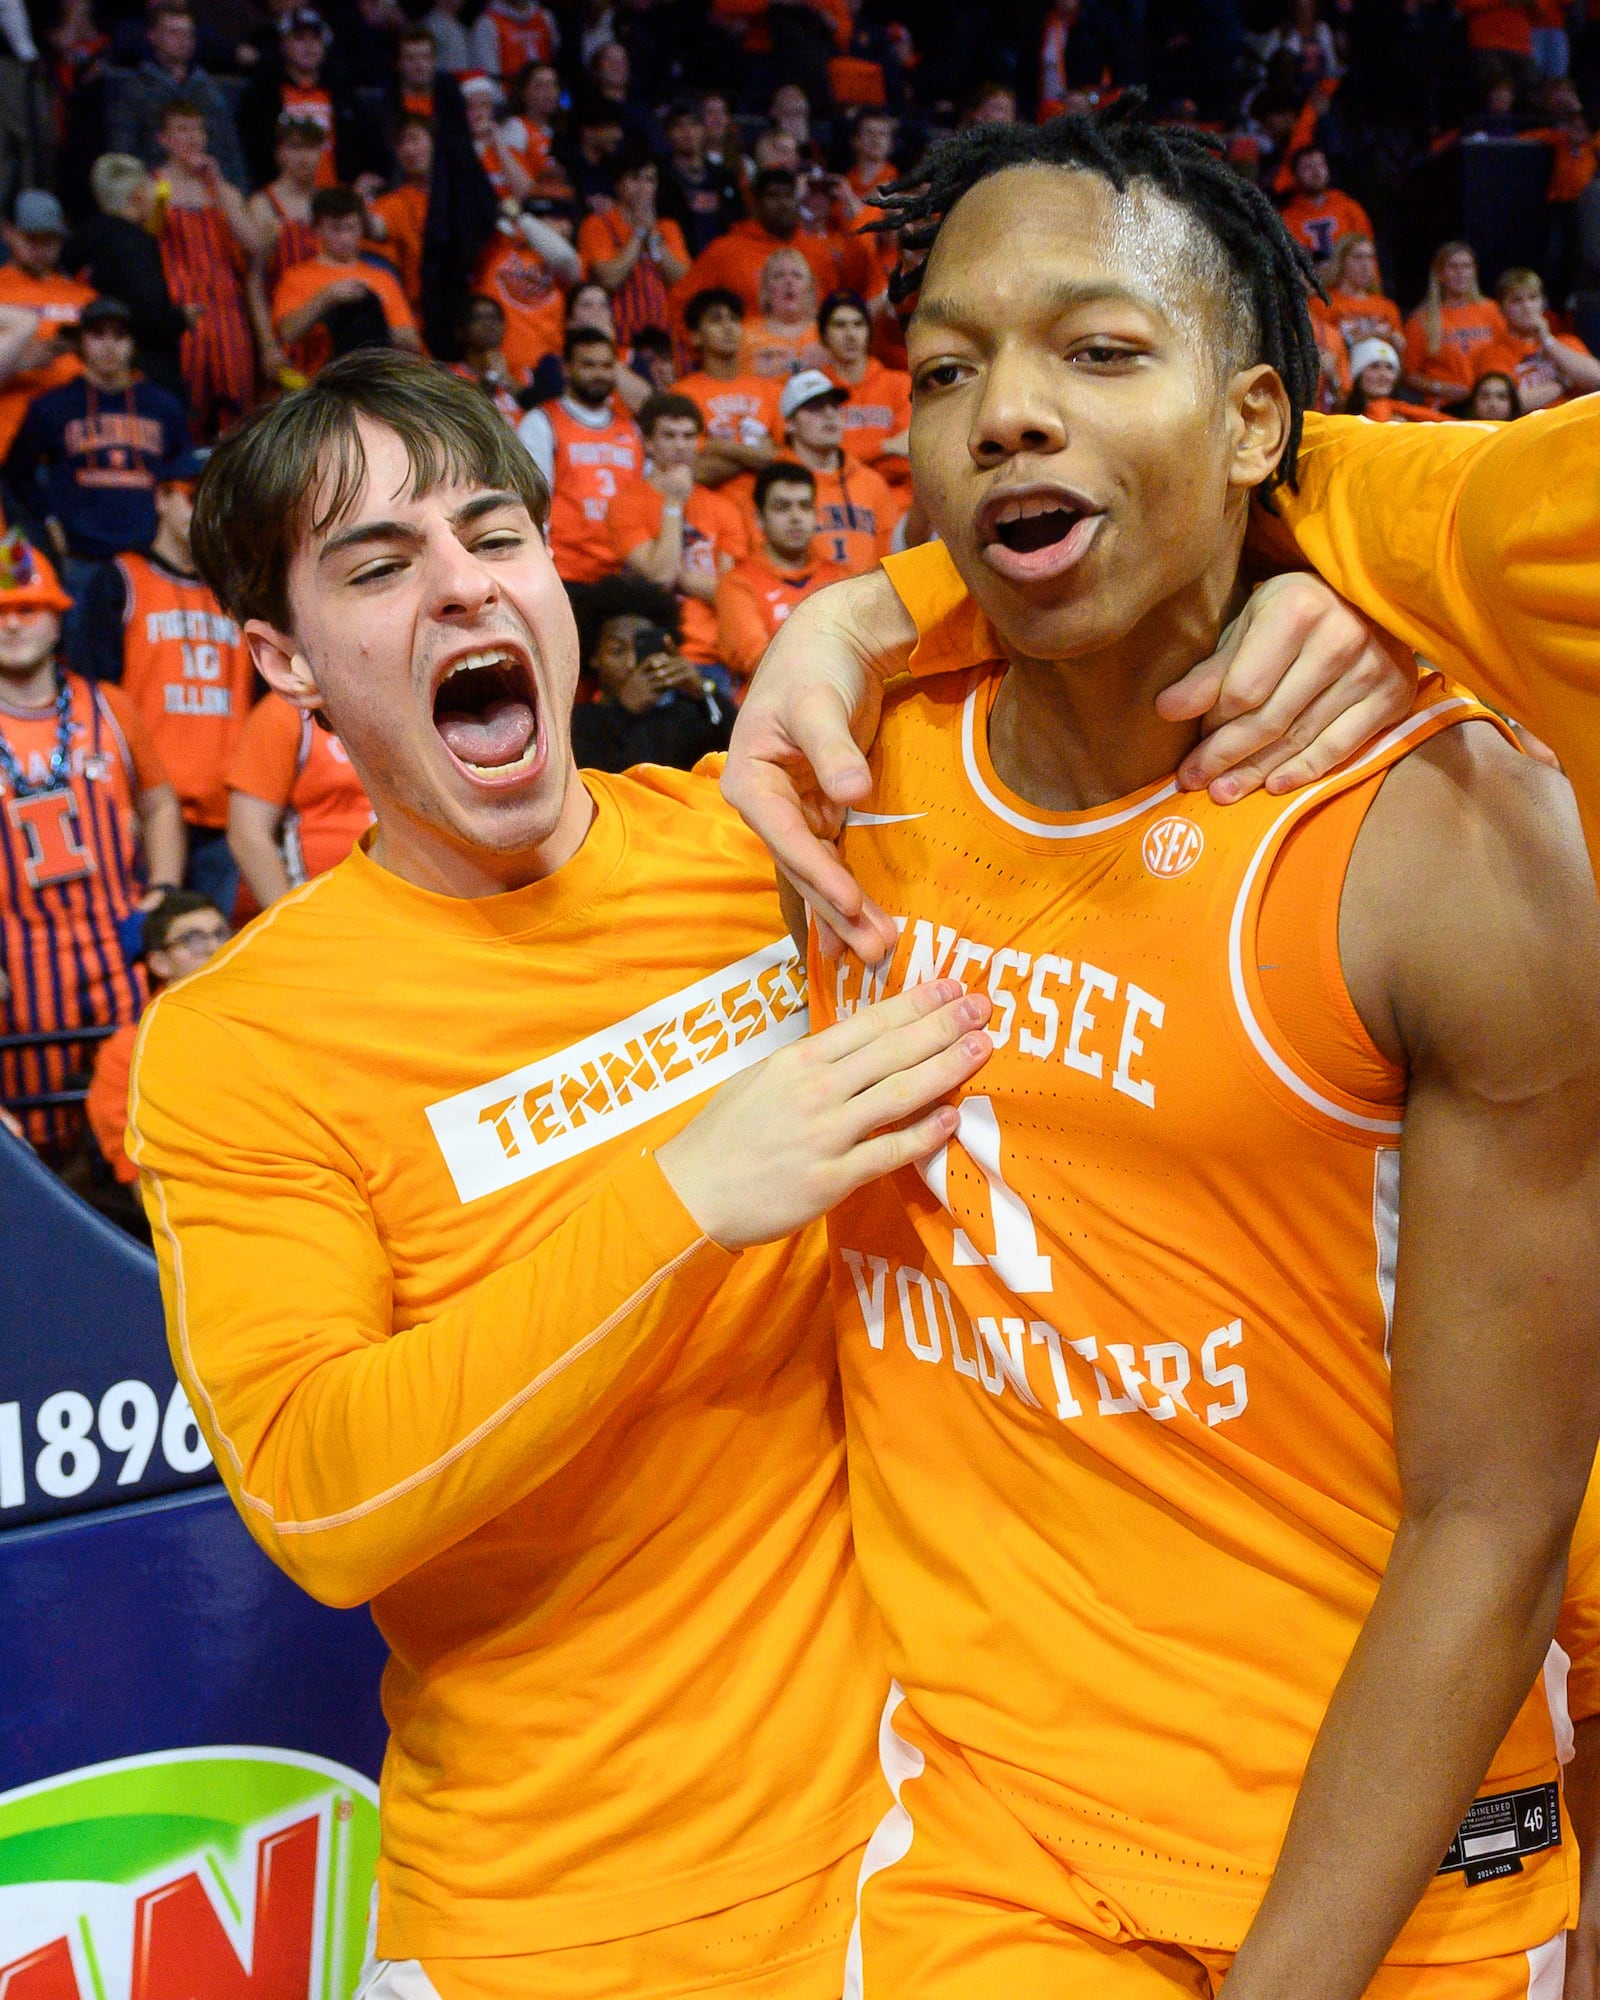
1437;1782;1560;1887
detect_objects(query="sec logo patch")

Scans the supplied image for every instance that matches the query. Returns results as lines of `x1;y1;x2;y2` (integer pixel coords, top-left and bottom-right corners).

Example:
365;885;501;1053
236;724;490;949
1142;815;1204;878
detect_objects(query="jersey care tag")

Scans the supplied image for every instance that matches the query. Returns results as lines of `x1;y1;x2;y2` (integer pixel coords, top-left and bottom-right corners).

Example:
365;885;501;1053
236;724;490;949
1436;1782;1559;1887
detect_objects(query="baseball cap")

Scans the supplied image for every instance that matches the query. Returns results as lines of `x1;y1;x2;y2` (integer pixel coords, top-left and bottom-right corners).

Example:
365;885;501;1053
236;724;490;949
459;69;501;103
779;368;848;423
14;189;66;235
280;7;329;37
76;295;135;331
1347;337;1400;380
0;533;73;615
159;446;207;486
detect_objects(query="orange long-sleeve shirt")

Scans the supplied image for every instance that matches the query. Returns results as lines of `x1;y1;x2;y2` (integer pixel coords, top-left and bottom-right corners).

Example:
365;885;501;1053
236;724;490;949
127;763;885;1961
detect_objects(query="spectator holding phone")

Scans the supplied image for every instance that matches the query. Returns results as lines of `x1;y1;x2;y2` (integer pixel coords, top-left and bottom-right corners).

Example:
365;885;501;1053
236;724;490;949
569;573;732;773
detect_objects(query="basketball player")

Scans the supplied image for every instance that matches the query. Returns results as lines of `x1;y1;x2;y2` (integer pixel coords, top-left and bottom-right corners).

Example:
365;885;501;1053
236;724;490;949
127;353;1421;2000
725;113;1600;1999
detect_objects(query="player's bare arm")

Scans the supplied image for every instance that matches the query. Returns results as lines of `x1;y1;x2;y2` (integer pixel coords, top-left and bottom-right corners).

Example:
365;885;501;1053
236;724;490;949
722;561;1419;962
1565;1716;1600;2000
1223;727;1600;2000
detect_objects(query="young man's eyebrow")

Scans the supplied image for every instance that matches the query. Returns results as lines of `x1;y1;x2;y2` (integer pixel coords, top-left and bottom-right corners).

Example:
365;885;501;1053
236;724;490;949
318;492;525;561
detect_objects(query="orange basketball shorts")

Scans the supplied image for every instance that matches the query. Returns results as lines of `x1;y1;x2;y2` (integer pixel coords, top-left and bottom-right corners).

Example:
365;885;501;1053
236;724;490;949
844;1686;1567;2000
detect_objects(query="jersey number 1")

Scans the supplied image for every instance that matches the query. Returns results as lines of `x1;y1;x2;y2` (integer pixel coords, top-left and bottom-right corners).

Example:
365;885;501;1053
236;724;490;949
918;1095;1052;1295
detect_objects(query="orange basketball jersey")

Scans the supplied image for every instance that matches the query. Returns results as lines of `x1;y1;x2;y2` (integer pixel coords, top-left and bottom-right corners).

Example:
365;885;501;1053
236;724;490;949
815;666;1575;1966
543;400;642;585
227;692;372;884
113;553;255;829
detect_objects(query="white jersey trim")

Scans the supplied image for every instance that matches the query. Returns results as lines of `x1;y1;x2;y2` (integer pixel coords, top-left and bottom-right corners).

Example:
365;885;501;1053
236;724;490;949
1225;696;1474;1138
959;679;1180;839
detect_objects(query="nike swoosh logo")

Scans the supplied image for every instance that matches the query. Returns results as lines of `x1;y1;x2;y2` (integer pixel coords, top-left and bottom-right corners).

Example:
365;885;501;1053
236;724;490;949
842;810;928;827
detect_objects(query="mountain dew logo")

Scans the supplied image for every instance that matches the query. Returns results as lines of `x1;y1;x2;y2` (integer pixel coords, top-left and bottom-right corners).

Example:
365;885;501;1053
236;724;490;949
0;1747;380;1999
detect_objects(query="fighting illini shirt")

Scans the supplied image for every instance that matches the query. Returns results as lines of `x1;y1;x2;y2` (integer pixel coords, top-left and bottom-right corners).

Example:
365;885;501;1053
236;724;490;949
543;399;643;585
112;552;254;828
0;674;157;1142
227;692;371;883
127;763;885;1958
814;661;1575;1963
606;477;749;665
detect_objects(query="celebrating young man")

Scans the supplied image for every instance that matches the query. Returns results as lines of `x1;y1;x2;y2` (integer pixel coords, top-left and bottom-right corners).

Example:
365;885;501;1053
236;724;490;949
127;352;992;2000
129;348;1428;2000
738;113;1600;2000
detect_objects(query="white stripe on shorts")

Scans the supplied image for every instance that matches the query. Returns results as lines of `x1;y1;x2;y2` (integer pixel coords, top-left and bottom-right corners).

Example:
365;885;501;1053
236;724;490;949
843;1680;926;2000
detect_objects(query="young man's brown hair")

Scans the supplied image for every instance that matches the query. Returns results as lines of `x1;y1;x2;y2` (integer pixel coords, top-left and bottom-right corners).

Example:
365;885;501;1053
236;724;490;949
191;351;549;631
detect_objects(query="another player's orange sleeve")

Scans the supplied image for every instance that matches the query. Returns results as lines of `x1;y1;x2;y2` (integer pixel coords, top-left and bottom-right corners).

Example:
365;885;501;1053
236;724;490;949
716;567;775;683
227;693;301;808
128;992;736;1608
86;1023;138;1184
101;680;170;792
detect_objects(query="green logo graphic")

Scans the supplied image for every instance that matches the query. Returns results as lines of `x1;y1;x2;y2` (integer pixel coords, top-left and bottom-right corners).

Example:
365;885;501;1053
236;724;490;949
0;1746;380;1998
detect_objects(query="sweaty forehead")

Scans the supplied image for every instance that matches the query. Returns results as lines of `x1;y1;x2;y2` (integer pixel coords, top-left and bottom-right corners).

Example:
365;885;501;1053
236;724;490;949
917;164;1252;363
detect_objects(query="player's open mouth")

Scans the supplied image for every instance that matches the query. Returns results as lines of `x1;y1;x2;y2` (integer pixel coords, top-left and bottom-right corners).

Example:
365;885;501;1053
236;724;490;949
976;484;1104;585
431;644;545;786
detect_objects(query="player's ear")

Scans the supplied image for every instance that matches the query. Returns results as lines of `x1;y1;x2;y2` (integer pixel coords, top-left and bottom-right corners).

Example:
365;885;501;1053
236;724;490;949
245;620;325;714
1225;363;1291;494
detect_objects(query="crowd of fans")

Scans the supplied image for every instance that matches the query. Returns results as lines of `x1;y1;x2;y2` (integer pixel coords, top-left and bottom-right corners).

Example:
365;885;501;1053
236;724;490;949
0;0;1596;1206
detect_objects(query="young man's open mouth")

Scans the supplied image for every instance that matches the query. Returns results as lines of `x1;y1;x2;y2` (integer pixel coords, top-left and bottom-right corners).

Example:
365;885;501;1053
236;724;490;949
431;642;547;788
977;482;1105;586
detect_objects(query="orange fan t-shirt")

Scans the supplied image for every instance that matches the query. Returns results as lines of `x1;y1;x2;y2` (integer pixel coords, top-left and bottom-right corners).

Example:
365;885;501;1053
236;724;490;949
606;477;750;664
125;761;887;1964
814;650;1572;1970
280;81;337;184
809;456;898;575
111;553;255;830
1317;288;1402;355
369;183;428;307
1472;329;1594;410
1401;299;1509;404
271;256;417;376
1279;187;1373;264
0;266;93;458
740;316;823;381
831;356;911;485
475;231;568;374
227;692;371;883
716;547;848;684
87;1020;138;1183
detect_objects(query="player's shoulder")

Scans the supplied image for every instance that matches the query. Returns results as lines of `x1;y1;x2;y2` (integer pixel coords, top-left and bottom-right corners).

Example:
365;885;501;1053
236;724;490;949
590;758;772;872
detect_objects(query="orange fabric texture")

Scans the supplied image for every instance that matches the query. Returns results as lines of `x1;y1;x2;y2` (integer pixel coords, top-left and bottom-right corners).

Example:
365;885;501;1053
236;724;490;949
1472;330;1591;405
606;477;749;663
369;184;428;306
678;369;783;447
1317;288;1402;354
1402;300;1509;403
127;764;887;1959
814;659;1570;1964
740;317;824;380
271;255;417;375
226;692;371;881
0;266;92;458
113;553;255;828
1279;188;1373;264
413;1843;861;1998
716;549;847;683
853;1689;1564;1998
808;457;899;575
475;233;568;374
542;400;643;584
86;1019;138;1182
675;221;840;321
832;357;911;483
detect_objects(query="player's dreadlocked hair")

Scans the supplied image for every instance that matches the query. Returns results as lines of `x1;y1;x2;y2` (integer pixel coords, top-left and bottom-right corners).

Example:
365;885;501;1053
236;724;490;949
872;99;1321;494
